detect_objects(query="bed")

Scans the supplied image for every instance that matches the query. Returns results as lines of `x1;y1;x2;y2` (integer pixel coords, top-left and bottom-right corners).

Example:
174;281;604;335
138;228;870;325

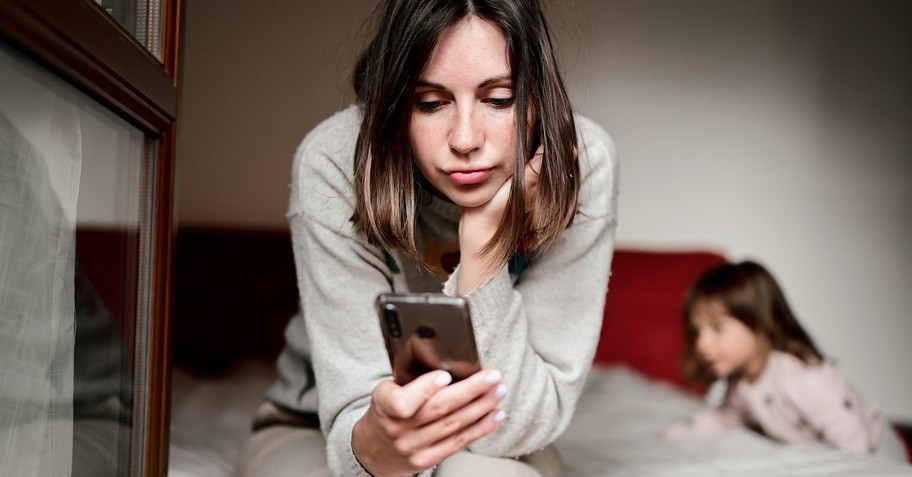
559;365;910;476
168;241;912;476
168;361;911;477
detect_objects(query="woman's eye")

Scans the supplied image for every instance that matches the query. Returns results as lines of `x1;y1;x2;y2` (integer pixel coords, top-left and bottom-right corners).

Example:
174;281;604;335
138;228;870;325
486;97;514;108
417;100;444;112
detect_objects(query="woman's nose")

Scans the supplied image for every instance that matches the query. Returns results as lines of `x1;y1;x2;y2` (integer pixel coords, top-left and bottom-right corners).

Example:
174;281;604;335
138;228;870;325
448;106;481;154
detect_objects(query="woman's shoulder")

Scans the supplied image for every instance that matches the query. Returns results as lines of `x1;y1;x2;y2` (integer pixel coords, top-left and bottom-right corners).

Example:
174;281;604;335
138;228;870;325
288;105;362;215
574;114;615;151
294;105;361;161
573;113;618;218
574;114;617;180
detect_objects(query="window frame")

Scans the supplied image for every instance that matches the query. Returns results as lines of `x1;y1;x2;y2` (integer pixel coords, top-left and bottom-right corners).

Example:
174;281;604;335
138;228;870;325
0;1;181;475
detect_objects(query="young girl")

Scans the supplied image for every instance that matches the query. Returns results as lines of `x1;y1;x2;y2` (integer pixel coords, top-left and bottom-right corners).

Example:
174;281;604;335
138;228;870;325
661;260;902;459
236;1;618;476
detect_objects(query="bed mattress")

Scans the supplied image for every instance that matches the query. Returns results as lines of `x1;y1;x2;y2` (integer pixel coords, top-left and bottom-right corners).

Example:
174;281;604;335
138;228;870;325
169;361;912;476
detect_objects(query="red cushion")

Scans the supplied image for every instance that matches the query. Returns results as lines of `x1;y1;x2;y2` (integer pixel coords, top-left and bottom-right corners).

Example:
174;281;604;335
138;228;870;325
594;248;727;391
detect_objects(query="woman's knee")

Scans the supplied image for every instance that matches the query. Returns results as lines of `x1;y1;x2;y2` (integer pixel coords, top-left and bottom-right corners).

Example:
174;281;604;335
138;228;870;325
235;426;329;477
434;446;562;477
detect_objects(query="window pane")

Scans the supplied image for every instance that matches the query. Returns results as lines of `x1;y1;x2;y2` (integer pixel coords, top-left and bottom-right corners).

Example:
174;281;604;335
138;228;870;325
94;0;163;60
0;40;153;476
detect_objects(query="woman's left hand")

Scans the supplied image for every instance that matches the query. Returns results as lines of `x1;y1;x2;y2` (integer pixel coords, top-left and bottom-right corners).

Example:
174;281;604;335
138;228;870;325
467;145;543;229
457;146;543;294
523;146;544;213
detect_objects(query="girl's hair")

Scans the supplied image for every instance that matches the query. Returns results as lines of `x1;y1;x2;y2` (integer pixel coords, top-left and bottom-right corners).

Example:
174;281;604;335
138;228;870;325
350;0;580;270
682;261;823;384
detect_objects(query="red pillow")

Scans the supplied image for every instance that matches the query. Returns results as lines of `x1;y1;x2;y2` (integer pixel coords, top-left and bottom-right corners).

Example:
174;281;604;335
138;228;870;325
594;248;727;391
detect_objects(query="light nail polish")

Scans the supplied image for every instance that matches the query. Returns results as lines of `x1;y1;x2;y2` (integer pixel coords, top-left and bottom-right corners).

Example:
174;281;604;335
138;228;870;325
436;372;453;387
485;369;502;384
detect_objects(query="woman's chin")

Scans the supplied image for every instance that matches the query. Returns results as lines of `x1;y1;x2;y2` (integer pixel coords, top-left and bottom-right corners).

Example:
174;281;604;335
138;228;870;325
443;191;496;209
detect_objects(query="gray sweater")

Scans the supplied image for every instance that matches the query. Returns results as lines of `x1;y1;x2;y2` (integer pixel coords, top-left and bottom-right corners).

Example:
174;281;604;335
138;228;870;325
267;105;619;476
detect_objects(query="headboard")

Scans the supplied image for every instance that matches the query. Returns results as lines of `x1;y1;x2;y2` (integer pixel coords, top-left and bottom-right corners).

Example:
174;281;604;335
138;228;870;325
594;248;727;392
173;227;725;385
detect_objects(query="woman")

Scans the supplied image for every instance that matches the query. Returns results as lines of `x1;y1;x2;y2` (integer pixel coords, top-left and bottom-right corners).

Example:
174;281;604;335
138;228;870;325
237;1;618;475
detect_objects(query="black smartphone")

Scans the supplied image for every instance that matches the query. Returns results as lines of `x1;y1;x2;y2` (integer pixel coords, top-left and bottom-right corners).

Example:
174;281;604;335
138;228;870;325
375;293;482;385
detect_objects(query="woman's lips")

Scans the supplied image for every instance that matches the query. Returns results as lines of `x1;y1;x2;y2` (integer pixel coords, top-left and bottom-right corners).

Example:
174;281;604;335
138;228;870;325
447;168;493;185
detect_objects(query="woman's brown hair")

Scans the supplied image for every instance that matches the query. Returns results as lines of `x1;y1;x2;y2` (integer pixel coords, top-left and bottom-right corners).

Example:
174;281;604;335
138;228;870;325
350;0;579;270
682;261;823;385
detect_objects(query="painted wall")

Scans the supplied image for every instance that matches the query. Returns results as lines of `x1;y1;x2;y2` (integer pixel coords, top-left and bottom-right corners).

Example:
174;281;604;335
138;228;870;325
176;1;912;422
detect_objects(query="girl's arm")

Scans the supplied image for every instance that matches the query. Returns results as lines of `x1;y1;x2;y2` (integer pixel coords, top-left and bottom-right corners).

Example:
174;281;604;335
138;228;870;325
661;381;746;440
444;116;620;456
660;406;745;440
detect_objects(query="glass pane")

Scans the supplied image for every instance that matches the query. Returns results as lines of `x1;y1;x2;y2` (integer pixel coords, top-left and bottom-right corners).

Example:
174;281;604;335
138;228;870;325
94;0;163;60
0;40;153;476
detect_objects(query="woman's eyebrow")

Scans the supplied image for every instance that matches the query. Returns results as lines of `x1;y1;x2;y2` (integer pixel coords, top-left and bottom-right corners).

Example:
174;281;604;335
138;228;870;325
479;75;512;88
414;75;513;90
415;80;445;89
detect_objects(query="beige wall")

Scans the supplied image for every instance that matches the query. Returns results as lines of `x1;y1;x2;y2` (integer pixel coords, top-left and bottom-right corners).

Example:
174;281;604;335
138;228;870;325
176;1;912;422
176;1;373;228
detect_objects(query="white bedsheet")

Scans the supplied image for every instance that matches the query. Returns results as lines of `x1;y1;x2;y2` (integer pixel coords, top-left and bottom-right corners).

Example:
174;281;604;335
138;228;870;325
556;365;911;477
169;361;912;477
169;360;276;477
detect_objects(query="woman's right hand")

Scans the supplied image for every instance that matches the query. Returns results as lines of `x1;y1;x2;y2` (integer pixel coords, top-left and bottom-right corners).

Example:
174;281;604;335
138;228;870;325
351;368;507;477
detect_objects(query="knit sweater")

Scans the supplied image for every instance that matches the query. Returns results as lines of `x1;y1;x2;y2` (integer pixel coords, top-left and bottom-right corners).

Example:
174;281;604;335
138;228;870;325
265;104;619;476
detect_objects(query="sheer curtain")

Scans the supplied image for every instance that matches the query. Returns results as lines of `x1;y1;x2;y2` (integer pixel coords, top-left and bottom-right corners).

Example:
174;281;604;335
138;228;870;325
0;43;82;476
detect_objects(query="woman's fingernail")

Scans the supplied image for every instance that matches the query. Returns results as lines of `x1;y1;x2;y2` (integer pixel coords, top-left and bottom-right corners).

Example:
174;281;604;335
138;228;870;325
494;410;507;423
485;369;502;384
435;372;452;387
494;384;507;400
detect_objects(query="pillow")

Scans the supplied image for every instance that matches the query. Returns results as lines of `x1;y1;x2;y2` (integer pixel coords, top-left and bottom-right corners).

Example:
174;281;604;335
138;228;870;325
594;248;727;391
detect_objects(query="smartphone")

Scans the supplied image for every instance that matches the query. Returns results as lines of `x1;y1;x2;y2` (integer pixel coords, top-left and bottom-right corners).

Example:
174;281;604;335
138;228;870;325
375;293;482;385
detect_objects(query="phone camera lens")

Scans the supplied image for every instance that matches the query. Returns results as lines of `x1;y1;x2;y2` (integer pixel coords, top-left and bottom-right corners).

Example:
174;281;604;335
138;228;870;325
383;304;402;338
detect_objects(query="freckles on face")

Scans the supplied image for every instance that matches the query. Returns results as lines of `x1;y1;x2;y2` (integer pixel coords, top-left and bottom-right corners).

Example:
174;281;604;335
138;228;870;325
408;16;518;208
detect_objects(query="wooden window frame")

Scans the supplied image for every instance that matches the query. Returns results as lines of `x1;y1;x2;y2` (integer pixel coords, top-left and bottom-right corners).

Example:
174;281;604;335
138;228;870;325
0;1;181;475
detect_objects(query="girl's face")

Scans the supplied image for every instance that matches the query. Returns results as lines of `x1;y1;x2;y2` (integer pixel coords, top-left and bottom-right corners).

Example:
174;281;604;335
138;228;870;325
690;298;768;381
409;16;518;208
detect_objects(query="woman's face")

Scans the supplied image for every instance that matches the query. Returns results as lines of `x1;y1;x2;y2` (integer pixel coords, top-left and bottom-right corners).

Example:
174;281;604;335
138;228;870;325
409;16;517;208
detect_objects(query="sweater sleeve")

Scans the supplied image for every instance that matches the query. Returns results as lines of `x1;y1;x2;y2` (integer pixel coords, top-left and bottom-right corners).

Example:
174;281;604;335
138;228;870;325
287;108;434;477
441;116;619;456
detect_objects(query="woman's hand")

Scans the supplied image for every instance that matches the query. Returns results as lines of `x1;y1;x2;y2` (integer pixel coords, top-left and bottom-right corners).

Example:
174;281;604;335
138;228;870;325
457;147;544;294
352;368;507;477
465;146;543;231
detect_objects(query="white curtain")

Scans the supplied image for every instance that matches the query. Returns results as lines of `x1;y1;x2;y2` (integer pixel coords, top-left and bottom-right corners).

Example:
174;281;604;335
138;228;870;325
0;44;82;476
